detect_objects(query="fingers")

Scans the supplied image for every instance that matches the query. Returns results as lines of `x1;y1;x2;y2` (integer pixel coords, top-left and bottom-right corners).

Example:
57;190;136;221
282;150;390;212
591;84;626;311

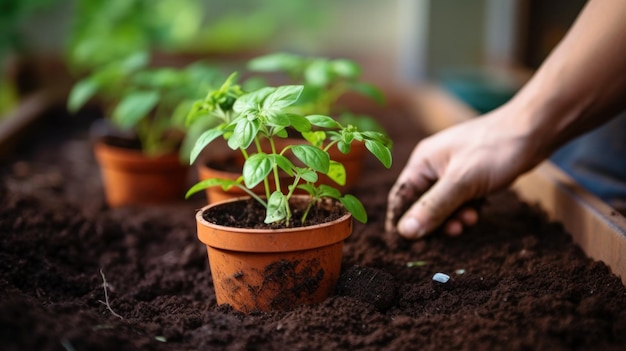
385;147;436;234
385;181;418;233
396;177;471;240
443;207;479;236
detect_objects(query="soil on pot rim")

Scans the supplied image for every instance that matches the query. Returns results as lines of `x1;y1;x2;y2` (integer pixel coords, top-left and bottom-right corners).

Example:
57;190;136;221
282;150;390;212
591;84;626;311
2;102;626;351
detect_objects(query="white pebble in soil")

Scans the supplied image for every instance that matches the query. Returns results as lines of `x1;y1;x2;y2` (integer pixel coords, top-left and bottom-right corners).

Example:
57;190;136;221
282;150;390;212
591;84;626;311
432;273;450;283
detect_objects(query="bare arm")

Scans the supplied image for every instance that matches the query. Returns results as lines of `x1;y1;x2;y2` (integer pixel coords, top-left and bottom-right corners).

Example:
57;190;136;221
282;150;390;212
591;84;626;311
387;0;626;239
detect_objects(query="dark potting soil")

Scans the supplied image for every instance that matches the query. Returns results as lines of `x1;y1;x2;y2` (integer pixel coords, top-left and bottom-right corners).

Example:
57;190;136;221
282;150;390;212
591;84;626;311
2;101;626;351
202;197;346;229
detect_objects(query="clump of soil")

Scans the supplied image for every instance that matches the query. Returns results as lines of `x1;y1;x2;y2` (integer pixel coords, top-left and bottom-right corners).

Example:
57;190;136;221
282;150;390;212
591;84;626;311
2;102;626;350
336;265;397;311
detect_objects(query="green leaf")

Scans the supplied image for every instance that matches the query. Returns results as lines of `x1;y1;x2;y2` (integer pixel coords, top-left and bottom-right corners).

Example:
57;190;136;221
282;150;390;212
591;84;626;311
365;140;392;168
265;111;291;127
327;161;346;186
296;183;317;196
340;194;367;223
134;68;181;89
119;51;149;73
296;168;318;183
304;60;333;87
270;155;295;176
290;145;329;173
68;78;99;113
247;52;302;73
349;82;385;105
302;131;326;148
112;91;160;130
331;59;361;78
243;153;272;189
185;178;237;199
337;140;351;154
171;100;192;129
185;100;207;127
306;115;341;129
228;117;259;150
233;87;273;115
318;184;341;198
286;113;311;132
274;127;288;138
189;128;224;165
265;191;287;223
262;85;303;111
361;131;392;147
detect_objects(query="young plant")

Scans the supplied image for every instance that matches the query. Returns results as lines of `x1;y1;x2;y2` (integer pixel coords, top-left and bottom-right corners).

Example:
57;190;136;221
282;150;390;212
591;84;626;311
185;76;393;226
247;52;387;132
67;52;223;159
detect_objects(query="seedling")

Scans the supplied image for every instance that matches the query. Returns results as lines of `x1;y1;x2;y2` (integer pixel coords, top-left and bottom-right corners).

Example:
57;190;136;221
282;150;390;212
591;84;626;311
67;52;223;159
185;73;393;226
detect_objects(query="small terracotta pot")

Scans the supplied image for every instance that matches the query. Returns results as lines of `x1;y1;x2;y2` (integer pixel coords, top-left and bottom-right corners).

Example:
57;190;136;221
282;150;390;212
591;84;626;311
196;196;353;312
197;139;367;204
94;141;189;207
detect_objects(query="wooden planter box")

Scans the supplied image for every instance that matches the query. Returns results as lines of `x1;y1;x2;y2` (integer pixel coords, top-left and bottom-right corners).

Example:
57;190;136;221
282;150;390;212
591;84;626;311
405;83;626;286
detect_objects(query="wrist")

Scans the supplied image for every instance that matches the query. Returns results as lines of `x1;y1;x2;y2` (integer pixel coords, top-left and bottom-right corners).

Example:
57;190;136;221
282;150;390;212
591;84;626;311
499;78;593;164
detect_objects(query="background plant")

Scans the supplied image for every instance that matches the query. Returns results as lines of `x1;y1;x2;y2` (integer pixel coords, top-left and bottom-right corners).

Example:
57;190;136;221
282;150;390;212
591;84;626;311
185;77;392;226
247;52;387;133
68;52;224;159
0;0;59;115
66;0;205;74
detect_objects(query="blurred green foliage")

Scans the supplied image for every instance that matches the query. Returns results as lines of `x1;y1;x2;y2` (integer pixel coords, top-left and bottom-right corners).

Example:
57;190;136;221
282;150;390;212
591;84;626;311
1;0;57;115
0;0;56;56
66;0;205;72
68;52;225;158
66;0;331;73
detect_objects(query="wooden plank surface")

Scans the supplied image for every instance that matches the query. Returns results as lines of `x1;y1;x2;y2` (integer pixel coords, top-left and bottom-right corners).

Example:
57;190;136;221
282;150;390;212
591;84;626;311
408;83;626;285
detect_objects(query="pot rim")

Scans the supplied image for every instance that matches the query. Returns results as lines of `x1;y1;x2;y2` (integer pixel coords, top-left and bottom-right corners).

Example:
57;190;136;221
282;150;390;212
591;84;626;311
196;195;352;234
94;139;185;169
195;195;353;252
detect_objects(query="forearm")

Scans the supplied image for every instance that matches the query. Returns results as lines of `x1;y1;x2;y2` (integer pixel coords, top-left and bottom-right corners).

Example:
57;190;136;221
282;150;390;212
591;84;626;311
505;0;626;161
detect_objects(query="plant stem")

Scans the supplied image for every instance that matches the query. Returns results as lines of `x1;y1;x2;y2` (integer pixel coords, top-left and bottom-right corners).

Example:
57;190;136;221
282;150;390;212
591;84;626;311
284;174;302;224
233;183;267;207
253;137;271;199
301;197;314;224
269;137;282;195
323;139;339;152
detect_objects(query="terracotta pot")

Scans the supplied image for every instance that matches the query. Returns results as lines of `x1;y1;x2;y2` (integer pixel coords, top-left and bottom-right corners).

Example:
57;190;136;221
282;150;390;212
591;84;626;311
196;196;353;312
197;139;367;204
94;141;189;207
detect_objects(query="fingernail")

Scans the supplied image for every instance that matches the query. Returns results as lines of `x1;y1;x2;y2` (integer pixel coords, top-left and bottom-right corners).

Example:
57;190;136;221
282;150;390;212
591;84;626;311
398;217;425;239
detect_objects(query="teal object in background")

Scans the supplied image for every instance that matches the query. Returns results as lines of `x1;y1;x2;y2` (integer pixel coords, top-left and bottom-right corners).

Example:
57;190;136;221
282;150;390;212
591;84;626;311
552;112;626;211
438;68;521;114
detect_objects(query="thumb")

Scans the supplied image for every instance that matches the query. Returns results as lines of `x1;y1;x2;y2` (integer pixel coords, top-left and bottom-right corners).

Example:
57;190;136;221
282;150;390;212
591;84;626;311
397;177;470;240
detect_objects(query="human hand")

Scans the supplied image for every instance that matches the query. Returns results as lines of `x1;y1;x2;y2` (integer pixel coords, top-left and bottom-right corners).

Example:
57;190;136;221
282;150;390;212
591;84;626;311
386;109;541;239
